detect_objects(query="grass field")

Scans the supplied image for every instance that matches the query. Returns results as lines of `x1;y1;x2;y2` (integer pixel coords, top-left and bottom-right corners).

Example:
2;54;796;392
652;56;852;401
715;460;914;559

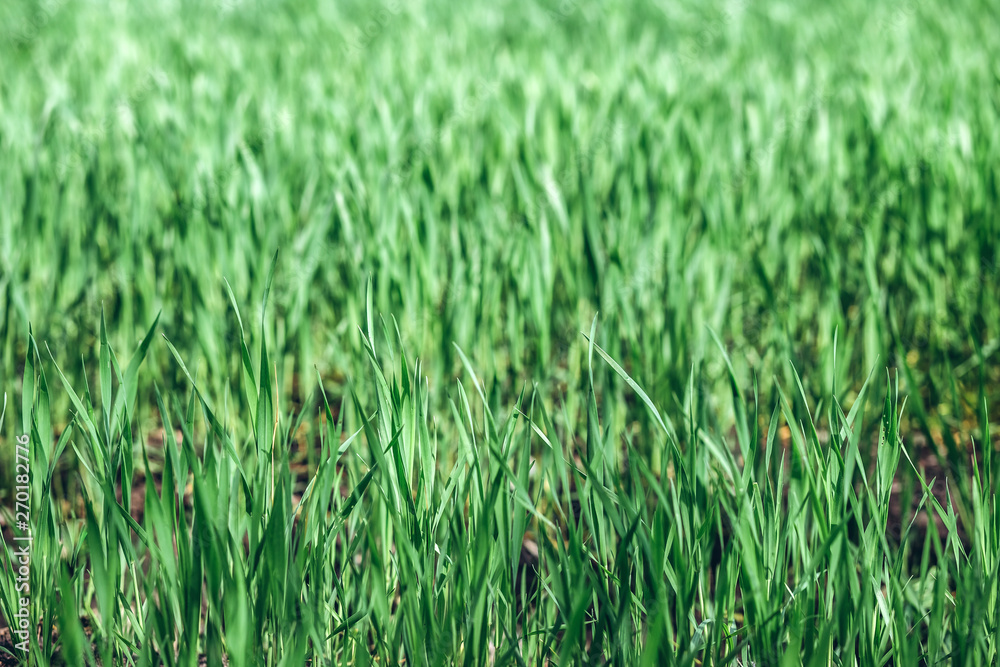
1;0;999;664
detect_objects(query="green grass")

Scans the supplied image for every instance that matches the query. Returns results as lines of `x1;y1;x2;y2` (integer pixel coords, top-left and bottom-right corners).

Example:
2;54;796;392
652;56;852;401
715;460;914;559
2;286;998;665
0;0;998;663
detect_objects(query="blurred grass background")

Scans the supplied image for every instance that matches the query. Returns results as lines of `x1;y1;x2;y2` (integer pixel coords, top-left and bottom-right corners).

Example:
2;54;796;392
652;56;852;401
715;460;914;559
1;0;998;465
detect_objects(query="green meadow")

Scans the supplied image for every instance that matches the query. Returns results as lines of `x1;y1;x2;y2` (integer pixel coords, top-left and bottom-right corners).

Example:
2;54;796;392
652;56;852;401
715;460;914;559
0;0;998;663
